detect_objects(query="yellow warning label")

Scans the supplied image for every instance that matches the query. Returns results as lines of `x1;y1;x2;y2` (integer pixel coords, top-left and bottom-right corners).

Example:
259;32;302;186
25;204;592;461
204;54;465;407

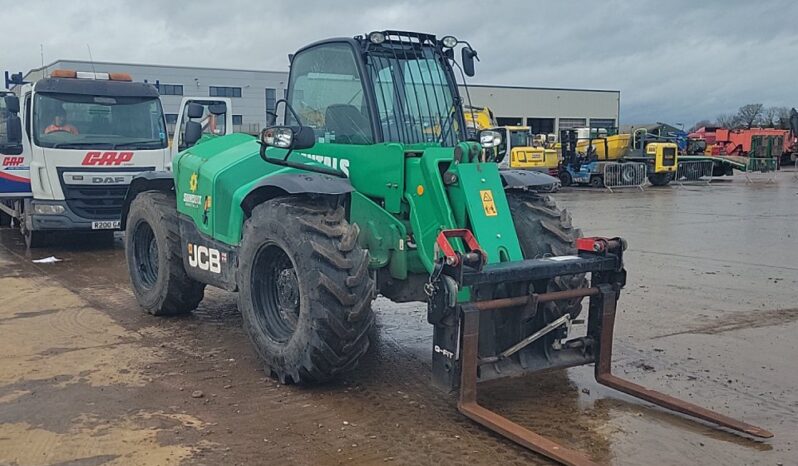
480;190;497;217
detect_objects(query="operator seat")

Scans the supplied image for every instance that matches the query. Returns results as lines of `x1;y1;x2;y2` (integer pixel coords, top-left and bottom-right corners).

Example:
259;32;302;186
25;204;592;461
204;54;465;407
324;104;372;144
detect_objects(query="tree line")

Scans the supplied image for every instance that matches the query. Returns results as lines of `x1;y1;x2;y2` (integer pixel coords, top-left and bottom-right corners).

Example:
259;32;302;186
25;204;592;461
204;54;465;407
689;104;794;132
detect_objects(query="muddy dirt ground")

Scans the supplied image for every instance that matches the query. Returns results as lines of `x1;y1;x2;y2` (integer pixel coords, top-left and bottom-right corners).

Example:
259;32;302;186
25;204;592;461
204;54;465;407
1;172;796;465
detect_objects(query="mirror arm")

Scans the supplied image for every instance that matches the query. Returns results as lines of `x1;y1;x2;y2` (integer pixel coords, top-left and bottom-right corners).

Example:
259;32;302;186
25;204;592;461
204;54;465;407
258;142;346;178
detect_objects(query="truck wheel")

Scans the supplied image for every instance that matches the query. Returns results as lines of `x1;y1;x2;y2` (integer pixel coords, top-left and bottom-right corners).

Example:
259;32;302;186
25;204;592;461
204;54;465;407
238;197;375;384
21;217;50;249
589;175;604;188
507;191;588;319
125;191;205;315
648;172;672;186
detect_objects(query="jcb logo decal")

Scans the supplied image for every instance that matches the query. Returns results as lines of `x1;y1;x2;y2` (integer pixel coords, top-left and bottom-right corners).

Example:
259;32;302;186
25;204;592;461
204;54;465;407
2;157;24;167
187;243;221;273
82;151;134;166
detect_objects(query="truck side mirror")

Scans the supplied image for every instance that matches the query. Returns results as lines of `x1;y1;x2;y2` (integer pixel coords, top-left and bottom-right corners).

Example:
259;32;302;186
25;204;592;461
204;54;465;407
4;94;20;114
462;47;477;77
260;125;315;151
184;121;203;147
186;103;204;119
4;115;23;154
208;103;227;116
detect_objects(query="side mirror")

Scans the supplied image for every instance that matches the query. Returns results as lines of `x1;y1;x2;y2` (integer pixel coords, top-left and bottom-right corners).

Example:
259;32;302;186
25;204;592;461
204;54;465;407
184;121;203;147
208;103;227;115
186;103;204;119
4;95;20;114
479;129;502;148
462;47;477;77
260;125;315;151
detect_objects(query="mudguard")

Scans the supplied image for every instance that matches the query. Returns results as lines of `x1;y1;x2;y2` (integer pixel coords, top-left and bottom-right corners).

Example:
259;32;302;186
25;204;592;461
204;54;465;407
500;169;560;192
120;171;174;229
240;173;353;216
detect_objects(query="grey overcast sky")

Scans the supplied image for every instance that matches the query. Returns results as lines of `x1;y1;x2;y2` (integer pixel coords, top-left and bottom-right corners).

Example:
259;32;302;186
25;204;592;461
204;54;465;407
1;0;796;126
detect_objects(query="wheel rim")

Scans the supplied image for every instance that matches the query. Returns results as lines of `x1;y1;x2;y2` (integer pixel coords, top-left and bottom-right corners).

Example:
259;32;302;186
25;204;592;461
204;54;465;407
251;243;300;344
133;221;159;289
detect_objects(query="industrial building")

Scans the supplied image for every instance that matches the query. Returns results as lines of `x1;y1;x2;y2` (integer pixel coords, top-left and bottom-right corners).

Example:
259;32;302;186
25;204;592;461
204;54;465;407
20;60;620;136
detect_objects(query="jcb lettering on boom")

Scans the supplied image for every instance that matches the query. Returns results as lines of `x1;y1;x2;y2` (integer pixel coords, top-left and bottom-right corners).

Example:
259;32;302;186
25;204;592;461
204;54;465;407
82;151;134;166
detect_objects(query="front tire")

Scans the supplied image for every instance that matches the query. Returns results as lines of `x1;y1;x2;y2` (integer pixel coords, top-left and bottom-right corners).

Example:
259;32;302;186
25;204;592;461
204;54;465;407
238;197;375;384
125;191;205;315
507;191;588;319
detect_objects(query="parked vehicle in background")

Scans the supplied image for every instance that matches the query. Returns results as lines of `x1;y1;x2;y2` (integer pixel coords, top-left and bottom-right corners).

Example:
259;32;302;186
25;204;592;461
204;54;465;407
0;70;169;247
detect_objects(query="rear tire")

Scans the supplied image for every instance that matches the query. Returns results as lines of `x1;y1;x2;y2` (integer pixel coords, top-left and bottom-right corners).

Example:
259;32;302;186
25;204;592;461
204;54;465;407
648;172;672;186
558;170;573;187
589;175;604;188
125;191;205;315
238;197;375;384
506;191;588;319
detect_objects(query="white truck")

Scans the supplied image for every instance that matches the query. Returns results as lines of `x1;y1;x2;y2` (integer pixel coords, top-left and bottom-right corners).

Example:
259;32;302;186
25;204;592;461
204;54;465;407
0;70;170;247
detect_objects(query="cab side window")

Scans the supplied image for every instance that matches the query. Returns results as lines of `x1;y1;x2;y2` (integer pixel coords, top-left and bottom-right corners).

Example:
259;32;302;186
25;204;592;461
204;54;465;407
287;43;373;145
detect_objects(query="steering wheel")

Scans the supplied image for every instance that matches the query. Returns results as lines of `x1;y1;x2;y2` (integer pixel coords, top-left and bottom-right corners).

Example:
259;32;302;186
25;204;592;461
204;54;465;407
46;128;74;134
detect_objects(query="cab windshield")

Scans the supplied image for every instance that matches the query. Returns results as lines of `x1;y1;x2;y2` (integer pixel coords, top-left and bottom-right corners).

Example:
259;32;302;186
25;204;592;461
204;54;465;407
366;42;460;146
509;130;530;148
33;92;167;149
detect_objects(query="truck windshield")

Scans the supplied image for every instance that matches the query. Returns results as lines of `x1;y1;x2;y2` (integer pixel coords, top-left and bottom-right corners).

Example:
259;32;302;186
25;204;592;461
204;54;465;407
33;93;167;149
366;43;460;146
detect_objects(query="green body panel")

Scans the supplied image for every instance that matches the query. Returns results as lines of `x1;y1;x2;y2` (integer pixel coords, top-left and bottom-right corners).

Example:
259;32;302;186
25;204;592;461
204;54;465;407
172;133;523;277
447;163;522;263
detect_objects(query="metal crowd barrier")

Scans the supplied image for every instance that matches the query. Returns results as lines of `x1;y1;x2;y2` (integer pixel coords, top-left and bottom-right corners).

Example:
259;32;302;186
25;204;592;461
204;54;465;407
745;158;778;183
675;160;714;187
603;162;646;192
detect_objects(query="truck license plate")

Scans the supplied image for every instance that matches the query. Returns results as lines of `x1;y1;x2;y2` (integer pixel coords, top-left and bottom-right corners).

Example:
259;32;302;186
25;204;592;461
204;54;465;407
91;220;120;230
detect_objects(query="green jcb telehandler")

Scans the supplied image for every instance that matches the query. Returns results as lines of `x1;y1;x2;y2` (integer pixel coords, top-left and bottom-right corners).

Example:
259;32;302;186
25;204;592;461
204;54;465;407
120;31;771;465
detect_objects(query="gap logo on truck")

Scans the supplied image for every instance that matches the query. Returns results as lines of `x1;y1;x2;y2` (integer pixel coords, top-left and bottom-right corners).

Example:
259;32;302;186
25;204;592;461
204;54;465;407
2;157;25;167
82;151;134;166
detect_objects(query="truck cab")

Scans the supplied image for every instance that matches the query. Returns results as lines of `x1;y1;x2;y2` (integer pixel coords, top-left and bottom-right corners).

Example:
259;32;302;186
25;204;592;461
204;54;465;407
0;70;169;246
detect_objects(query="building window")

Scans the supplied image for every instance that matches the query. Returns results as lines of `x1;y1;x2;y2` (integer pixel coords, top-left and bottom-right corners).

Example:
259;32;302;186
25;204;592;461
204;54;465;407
165;114;178;124
210;86;242;98
558;118;587;129
589;118;616;129
232;115;243;125
496;117;522;126
265;88;277;116
526;117;555;134
159;84;183;96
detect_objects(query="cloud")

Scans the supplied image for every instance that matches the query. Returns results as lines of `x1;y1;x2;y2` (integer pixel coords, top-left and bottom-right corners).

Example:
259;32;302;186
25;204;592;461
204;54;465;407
2;0;795;126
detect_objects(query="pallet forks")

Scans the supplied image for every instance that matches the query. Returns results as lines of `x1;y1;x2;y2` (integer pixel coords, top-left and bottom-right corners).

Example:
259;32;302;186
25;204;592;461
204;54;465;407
428;234;772;466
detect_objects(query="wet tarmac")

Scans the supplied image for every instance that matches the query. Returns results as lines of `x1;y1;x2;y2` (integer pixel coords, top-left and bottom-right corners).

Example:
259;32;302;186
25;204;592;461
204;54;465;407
0;171;796;465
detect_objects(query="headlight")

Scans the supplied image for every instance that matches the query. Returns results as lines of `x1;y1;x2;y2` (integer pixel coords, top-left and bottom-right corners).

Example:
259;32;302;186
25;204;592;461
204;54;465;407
33;204;65;215
368;31;386;44
441;36;458;48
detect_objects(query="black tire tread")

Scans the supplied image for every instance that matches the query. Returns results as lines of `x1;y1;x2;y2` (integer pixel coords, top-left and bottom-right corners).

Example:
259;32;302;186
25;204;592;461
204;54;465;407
239;197;374;384
126;191;205;315
507;191;588;319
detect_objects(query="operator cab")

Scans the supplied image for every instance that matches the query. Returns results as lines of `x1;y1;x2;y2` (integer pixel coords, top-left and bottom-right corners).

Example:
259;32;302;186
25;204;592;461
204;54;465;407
273;31;483;150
